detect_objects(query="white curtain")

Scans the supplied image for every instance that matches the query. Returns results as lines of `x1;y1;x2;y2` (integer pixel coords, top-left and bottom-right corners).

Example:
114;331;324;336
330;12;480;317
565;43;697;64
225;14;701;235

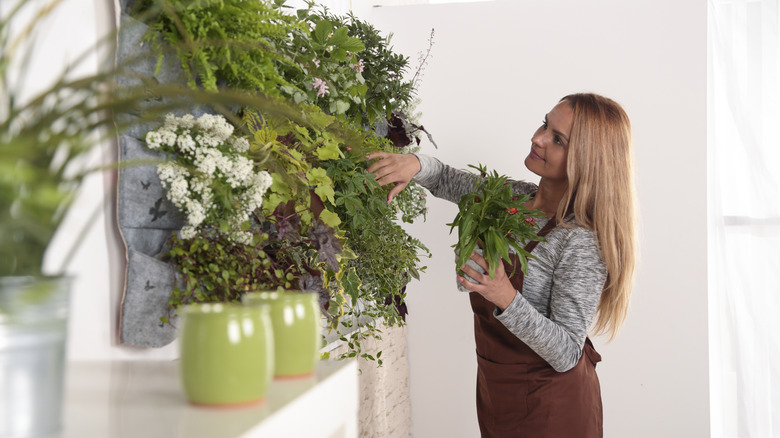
708;1;780;437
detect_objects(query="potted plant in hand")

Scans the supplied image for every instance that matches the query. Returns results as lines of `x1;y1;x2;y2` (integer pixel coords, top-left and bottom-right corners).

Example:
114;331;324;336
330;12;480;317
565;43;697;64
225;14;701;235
448;164;545;292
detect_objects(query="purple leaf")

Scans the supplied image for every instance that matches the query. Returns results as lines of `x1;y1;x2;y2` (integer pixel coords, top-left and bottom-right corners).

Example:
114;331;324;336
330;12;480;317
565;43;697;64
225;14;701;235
272;201;301;241
386;112;414;148
308;220;342;272
384;285;408;322
300;272;330;313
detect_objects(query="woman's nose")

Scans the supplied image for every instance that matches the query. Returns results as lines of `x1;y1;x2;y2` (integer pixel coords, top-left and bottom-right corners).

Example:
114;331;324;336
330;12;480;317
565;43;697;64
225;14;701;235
531;131;546;147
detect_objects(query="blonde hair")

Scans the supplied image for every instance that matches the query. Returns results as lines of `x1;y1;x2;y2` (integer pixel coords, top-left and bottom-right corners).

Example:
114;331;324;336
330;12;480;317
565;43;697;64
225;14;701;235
558;93;639;341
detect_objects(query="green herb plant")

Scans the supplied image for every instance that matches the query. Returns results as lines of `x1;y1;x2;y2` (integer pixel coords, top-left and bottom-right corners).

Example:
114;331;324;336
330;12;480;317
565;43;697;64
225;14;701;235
448;164;546;280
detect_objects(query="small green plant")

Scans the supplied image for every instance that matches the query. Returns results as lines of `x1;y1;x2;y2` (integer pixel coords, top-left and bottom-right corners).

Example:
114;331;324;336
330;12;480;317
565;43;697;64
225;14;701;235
448;164;546;279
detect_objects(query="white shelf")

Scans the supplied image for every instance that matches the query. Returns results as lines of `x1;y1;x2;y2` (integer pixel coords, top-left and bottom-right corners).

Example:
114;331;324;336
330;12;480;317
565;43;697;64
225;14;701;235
58;359;358;438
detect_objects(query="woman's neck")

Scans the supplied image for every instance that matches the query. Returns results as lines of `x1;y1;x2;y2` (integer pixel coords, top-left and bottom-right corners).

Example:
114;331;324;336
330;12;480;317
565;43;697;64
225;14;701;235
530;179;568;218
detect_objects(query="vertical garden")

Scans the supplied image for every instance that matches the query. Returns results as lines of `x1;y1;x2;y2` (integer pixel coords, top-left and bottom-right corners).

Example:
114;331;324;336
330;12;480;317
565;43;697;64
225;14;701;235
124;0;432;358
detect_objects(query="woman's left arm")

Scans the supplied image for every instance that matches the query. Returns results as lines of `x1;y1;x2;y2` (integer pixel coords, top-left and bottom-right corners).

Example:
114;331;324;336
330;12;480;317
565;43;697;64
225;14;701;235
460;227;607;372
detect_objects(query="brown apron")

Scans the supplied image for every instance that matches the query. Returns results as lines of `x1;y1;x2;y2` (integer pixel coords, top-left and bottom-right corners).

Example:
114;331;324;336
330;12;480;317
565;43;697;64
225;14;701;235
470;217;603;437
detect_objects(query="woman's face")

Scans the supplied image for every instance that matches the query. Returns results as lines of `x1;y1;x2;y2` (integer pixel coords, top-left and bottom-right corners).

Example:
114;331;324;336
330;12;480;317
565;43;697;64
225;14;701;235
525;101;574;182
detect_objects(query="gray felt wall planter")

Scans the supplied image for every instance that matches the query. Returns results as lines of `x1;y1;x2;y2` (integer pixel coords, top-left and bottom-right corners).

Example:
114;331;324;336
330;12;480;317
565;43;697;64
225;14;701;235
115;14;209;347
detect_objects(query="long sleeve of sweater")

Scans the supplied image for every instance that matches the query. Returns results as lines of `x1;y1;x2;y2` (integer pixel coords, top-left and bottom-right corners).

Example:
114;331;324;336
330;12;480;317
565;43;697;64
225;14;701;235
413;154;538;201
493;227;606;371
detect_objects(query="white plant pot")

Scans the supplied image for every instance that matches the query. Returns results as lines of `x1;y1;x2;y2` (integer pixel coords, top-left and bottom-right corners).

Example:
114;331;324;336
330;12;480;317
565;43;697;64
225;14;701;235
455;247;487;293
0;276;70;438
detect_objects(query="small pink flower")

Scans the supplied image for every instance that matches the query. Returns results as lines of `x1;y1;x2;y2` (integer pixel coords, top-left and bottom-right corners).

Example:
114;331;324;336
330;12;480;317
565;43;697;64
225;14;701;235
313;77;329;97
312;58;320;68
350;59;365;73
525;217;537;224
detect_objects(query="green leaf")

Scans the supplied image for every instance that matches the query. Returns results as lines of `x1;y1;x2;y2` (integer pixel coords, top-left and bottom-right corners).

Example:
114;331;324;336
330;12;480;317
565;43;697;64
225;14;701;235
319;209;342;228
314;182;336;206
340;37;365;53
293;92;307;104
329;27;350;45
492;230;510;266
329;99;350;114
313;20;333;44
343;268;362;305
483;231;499;279
306;167;336;204
457;238;478;271
458;214;476;244
304;110;335;127
314;137;343;161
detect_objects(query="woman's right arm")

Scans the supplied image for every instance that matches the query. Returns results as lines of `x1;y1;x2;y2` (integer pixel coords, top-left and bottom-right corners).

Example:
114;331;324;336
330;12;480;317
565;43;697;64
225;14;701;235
366;152;537;203
366;152;479;204
416;155;539;202
411;154;477;203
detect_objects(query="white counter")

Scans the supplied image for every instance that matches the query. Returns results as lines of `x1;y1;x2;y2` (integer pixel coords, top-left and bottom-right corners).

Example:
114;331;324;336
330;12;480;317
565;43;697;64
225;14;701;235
58;359;358;438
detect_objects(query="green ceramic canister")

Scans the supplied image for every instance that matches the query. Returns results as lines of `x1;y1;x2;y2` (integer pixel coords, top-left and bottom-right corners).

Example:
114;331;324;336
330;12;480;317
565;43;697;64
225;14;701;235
243;291;321;379
179;303;273;407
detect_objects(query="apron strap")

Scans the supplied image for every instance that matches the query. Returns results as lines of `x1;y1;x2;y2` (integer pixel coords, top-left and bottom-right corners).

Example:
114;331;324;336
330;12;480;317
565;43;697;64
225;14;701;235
502;215;558;293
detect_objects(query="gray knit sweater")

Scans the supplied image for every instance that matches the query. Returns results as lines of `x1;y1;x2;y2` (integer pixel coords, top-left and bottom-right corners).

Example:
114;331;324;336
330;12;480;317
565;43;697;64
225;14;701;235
413;155;607;372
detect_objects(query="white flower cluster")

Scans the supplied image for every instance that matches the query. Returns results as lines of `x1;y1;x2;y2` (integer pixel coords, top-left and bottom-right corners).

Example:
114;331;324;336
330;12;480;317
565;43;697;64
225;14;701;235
145;113;272;244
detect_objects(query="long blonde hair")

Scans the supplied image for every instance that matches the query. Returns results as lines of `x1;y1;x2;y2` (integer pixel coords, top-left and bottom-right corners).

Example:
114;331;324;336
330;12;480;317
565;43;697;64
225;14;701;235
558;93;639;340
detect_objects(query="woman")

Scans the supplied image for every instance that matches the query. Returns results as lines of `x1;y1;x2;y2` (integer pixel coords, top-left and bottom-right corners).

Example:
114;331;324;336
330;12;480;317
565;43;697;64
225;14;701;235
366;93;638;437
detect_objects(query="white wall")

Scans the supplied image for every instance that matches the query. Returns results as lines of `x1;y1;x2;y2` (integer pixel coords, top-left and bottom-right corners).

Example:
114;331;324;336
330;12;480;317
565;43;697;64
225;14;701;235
354;1;710;437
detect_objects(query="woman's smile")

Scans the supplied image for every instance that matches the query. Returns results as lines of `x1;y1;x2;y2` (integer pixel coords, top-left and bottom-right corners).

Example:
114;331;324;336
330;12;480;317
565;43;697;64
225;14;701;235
529;148;543;161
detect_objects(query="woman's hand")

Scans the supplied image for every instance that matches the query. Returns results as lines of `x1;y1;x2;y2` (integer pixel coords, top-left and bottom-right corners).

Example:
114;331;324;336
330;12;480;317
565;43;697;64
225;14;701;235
365;152;421;203
458;252;518;311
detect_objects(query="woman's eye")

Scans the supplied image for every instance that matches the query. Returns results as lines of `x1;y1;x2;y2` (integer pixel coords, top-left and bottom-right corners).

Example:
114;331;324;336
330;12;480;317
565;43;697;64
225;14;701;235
554;136;562;145
541;120;548;129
